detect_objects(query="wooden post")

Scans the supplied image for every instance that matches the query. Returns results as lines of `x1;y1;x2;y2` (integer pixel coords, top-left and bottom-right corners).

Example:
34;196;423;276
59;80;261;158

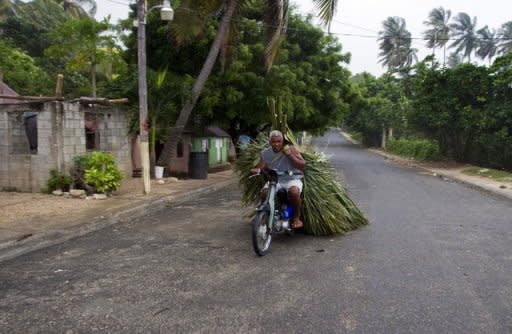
381;124;387;149
0;67;3;95
55;74;64;98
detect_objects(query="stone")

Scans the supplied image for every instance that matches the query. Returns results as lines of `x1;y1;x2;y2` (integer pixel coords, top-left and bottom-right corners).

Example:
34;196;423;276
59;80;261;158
52;190;63;196
168;177;179;182
157;179;165;185
93;193;107;200
70;189;86;198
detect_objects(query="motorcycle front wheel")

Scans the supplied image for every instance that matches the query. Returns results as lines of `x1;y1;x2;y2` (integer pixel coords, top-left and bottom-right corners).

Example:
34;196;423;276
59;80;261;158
252;209;272;256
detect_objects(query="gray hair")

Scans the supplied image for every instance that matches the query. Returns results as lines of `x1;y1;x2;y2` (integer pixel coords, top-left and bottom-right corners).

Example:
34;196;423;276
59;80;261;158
269;130;283;140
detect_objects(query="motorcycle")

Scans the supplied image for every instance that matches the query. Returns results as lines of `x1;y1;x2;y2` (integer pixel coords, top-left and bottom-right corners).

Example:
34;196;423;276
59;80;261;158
250;168;302;256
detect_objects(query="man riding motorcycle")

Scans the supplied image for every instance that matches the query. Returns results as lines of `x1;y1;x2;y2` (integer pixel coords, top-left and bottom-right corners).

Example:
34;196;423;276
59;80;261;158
250;130;306;229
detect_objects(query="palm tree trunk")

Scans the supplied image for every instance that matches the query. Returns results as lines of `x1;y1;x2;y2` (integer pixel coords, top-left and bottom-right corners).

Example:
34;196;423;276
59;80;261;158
91;63;97;98
443;45;446;67
157;0;238;168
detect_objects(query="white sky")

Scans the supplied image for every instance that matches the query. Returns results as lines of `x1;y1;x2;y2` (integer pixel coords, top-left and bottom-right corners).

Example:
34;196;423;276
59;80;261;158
96;0;511;76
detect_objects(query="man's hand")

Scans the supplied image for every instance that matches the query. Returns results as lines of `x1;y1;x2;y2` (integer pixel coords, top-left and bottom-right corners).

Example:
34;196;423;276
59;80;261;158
283;144;291;156
250;167;261;175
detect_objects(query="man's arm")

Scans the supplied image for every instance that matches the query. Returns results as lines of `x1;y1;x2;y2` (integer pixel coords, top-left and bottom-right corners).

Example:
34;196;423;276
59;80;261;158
284;145;306;171
250;153;266;174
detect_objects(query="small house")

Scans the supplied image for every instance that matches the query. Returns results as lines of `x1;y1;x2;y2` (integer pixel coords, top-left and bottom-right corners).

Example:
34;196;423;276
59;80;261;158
161;126;233;176
191;126;232;167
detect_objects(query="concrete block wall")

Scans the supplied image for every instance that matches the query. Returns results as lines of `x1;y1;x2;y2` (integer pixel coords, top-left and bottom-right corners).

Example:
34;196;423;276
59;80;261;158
62;103;86;170
88;107;131;177
0;102;131;192
7;112;30;154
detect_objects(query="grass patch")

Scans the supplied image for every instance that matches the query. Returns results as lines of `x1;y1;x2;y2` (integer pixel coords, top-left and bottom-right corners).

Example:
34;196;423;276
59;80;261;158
343;130;362;143
386;138;442;161
462;167;512;182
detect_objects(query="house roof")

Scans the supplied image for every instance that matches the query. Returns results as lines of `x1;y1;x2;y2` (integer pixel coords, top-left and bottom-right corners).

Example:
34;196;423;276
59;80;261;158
0;81;21;104
206;126;230;138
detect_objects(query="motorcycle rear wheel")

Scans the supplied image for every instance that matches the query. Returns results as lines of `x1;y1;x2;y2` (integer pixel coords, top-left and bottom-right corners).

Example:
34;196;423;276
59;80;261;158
252;209;272;256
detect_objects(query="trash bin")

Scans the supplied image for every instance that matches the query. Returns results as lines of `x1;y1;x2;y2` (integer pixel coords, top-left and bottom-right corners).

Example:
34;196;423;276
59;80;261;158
189;152;208;179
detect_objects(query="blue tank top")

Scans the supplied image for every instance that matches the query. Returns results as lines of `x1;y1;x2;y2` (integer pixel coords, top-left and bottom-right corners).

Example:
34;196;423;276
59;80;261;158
261;147;303;182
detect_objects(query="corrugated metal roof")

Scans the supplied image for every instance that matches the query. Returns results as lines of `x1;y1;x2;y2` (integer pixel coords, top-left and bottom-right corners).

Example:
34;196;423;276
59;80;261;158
0;81;21;104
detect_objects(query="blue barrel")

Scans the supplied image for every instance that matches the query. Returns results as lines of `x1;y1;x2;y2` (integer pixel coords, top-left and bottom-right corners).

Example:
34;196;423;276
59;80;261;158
188;152;208;179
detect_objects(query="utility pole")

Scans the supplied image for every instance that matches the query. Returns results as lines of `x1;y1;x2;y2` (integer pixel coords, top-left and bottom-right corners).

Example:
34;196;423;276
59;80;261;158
137;0;151;194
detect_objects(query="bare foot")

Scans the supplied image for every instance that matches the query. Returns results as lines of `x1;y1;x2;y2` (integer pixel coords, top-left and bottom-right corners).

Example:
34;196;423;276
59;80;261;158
292;218;303;229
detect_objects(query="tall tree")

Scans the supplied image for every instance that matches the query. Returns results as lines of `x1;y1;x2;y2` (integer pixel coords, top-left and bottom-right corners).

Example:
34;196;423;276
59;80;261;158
498;21;512;55
378;16;417;70
476;26;498;63
0;0;15;22
45;17;117;97
156;0;340;168
449;12;478;62
423;7;451;65
0;39;53;95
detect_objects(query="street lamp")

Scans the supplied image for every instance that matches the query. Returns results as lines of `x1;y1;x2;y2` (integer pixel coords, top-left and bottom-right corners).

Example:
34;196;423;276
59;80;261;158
137;0;174;194
160;0;174;21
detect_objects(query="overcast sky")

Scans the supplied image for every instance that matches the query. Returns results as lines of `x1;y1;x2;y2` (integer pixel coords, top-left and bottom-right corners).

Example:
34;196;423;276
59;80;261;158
97;0;511;76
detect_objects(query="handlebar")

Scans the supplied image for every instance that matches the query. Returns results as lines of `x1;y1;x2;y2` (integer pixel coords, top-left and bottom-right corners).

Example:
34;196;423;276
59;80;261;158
249;168;303;179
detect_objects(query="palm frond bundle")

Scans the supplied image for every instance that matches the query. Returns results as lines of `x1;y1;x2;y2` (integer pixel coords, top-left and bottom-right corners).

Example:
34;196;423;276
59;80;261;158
234;97;369;236
301;150;369;235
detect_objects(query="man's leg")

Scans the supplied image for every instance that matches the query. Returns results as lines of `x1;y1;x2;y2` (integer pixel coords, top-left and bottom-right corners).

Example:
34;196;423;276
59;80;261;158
287;185;303;228
260;187;268;203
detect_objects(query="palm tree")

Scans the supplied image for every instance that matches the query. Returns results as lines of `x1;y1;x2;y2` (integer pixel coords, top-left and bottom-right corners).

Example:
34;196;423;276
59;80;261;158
156;0;340;168
447;52;463;68
449;12;478;62
315;0;338;33
378;16;417;70
55;0;96;17
476;26;498;63
423;7;451;65
498;21;512;55
156;0;241;167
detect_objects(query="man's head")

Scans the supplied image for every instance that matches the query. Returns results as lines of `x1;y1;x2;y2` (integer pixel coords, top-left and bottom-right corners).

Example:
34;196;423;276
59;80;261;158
269;130;284;153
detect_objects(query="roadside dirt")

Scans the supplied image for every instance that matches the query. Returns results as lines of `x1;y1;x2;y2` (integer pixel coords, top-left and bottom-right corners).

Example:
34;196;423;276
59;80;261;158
0;177;156;226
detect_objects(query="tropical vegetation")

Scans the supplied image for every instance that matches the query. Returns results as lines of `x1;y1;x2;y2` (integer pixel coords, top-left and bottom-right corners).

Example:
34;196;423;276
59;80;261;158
1;1;512;174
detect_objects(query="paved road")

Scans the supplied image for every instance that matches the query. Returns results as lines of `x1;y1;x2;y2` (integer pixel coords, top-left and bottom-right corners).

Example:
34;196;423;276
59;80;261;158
1;130;511;333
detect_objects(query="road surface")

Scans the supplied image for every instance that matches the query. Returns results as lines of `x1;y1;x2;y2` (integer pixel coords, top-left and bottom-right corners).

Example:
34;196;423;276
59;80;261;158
1;130;511;333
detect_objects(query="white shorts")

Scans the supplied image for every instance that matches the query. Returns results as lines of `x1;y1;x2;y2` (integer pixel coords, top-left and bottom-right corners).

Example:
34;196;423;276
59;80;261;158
264;179;303;193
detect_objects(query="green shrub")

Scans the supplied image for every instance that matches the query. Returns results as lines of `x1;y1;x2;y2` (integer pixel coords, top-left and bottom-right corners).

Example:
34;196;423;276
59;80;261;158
387;139;441;160
83;152;124;193
70;154;93;191
42;169;71;193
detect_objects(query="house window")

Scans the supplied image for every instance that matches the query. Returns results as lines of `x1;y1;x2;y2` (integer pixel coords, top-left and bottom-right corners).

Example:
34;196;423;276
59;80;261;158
177;139;184;158
85;118;99;150
9;111;38;154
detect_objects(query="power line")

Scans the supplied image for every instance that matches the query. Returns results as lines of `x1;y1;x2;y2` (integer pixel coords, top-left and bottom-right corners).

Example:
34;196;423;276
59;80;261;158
99;4;512;43
103;0;133;6
330;19;379;34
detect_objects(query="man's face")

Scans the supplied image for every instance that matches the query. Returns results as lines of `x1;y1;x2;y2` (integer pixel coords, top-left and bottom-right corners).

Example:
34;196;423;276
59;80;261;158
270;135;283;153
